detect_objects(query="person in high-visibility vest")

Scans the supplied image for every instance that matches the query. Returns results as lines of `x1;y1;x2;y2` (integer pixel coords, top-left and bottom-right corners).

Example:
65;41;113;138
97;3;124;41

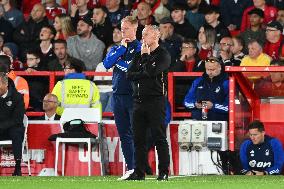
52;58;101;115
0;55;30;109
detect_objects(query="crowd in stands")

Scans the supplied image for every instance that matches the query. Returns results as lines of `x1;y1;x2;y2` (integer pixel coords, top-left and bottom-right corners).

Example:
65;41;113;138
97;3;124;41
1;0;284;112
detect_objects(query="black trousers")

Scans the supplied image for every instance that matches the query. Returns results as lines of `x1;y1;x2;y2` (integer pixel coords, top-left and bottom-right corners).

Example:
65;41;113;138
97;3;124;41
0;127;24;160
133;96;170;175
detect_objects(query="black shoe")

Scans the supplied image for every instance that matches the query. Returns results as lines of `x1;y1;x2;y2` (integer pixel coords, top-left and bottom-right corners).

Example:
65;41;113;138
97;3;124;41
125;172;145;180
12;168;22;176
145;165;153;175
157;173;168;181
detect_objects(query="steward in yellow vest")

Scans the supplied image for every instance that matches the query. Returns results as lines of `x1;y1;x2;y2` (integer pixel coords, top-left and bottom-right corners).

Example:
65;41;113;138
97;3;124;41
52;60;101;115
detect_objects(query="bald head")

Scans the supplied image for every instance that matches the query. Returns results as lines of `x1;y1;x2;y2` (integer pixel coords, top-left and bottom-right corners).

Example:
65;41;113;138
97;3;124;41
31;3;46;22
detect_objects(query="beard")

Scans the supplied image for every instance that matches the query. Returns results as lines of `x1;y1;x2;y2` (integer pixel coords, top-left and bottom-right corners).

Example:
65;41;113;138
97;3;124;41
187;4;198;10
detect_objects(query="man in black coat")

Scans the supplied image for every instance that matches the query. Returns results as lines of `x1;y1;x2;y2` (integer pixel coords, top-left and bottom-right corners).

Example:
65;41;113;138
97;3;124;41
0;72;25;176
126;25;170;181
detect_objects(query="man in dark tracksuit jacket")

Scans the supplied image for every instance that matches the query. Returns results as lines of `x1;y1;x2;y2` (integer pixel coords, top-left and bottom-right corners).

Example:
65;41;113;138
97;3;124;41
126;25;170;181
240;120;284;175
0;72;25;176
184;57;229;121
103;16;141;179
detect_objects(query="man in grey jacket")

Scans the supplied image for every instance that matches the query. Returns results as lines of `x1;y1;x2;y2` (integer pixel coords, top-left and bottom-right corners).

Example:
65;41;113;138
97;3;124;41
67;16;105;70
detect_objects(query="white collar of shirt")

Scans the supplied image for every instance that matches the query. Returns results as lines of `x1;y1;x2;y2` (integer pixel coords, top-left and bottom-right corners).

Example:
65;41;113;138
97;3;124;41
234;0;238;3
1;90;8;98
45;113;56;121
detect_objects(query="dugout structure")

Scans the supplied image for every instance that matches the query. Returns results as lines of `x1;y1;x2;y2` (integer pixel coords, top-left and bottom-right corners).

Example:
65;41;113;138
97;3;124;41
226;66;284;151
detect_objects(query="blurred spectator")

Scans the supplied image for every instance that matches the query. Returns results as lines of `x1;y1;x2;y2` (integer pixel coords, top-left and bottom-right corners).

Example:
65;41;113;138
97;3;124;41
219;37;240;66
204;5;230;43
70;0;93;28
13;3;49;62
38;25;56;67
1;0;24;28
241;0;277;32
178;39;200;72
53;14;76;40
93;46;113;113
43;0;66;24
0;35;3;51
240;39;271;66
67;17;105;70
197;24;216;62
0;5;14;42
48;39;86;71
37;93;61;121
144;0;170;23
135;2;158;40
159;17;182;71
239;8;266;54
0;54;29;109
112;25;123;45
277;8;284;29
25;49;48;111
231;36;245;62
92;6;113;47
170;3;197;40
3;42;24;70
264;21;283;60
106;0;129;27
52;58;100;116
266;0;284;9
255;60;284;97
186;0;208;31
220;0;253;31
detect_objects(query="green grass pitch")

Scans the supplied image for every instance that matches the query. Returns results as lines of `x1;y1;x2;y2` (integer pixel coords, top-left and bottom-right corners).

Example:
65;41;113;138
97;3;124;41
1;176;284;189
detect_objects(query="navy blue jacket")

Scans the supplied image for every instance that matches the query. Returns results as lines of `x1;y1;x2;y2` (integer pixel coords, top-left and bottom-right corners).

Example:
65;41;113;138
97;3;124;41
103;40;141;95
184;72;229;121
240;135;284;175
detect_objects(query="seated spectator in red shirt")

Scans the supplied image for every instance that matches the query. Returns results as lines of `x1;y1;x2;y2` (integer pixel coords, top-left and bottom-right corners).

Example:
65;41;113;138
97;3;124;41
255;60;284;97
197;24;216;61
53;14;76;40
204;5;230;43
240;0;277;32
264;21;283;60
43;0;66;24
179;39;200;72
2;42;24;70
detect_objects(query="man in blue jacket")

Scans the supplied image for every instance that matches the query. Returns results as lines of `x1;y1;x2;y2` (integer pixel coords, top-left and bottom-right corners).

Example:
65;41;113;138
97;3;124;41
184;57;229;121
240;120;284;175
103;16;141;180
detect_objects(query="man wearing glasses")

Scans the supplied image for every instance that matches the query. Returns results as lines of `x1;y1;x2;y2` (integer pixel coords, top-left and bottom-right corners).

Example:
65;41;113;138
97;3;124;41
37;93;60;121
264;21;283;60
184;56;229;121
52;59;101;115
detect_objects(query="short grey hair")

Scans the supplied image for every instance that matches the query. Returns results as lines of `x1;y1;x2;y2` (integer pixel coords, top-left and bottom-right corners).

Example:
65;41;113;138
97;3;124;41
0;72;8;85
142;25;161;38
